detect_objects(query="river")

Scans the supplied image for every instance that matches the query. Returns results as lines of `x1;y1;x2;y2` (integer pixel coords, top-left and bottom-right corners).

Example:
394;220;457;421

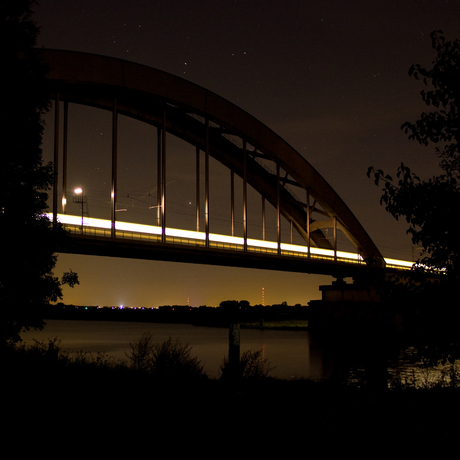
20;319;455;385
20;319;327;380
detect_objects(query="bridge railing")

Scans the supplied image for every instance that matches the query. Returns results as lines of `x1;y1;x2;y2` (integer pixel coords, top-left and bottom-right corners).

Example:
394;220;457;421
52;214;413;269
60;221;362;265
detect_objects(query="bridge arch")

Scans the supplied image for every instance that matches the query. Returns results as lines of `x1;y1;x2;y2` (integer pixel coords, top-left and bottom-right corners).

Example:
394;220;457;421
41;48;384;267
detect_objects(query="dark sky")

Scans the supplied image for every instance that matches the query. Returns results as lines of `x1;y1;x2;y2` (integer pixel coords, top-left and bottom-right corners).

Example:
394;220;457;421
33;0;460;307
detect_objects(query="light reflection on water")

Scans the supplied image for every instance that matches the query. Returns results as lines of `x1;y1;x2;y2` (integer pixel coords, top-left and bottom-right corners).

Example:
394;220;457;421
388;355;459;389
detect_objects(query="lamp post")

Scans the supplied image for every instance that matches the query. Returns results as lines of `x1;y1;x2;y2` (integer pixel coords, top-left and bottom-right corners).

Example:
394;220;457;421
73;187;86;233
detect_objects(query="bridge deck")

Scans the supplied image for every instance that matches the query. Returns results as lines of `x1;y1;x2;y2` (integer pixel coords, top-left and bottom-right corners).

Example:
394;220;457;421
51;214;413;277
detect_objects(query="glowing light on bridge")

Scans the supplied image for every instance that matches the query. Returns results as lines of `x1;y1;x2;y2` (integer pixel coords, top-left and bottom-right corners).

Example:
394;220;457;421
381;258;414;269
47;214;414;270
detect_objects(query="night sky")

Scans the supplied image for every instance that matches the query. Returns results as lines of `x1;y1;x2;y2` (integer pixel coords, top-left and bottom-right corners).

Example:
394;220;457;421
33;0;460;307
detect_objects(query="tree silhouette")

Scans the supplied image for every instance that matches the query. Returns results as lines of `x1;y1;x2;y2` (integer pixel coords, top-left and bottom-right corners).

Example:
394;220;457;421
368;31;460;279
367;31;460;365
0;0;78;346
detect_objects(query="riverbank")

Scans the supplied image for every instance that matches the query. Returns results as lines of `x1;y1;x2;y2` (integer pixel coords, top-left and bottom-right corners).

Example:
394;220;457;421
3;340;458;455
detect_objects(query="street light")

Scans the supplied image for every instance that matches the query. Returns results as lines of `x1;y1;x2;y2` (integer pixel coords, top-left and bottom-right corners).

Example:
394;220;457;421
73;187;86;233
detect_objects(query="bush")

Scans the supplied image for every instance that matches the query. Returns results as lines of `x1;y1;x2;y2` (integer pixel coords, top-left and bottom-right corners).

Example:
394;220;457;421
3;338;129;377
220;349;275;380
9;337;69;369
126;333;207;381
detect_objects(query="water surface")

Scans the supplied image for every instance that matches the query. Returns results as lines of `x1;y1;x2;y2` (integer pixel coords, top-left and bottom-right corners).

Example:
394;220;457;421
21;319;324;380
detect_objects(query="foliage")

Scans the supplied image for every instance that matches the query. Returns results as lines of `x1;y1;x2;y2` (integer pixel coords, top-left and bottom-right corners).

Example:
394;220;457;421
126;333;207;381
0;1;78;346
21;337;65;364
127;331;156;371
367;31;460;368
2;337;131;391
218;300;250;323
220;349;275;380
367;31;460;278
368;166;460;275
401;31;460;176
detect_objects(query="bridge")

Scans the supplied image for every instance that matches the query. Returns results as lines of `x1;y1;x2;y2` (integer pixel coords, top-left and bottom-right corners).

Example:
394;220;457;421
42;49;412;279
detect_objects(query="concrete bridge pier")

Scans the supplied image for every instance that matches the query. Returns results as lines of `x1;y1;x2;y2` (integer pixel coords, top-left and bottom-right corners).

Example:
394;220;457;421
308;277;384;331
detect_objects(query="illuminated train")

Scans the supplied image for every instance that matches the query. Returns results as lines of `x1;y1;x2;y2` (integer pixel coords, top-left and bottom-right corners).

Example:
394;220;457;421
49;214;414;270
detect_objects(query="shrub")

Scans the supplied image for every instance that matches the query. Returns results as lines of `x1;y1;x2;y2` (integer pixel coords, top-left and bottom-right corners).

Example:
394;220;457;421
127;333;207;381
220;349;275;380
19;337;68;367
126;332;155;372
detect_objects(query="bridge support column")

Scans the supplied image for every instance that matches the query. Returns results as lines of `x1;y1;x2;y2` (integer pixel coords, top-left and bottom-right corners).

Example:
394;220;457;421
53;94;59;224
161;106;166;242
243;139;247;251
62;101;68;214
306;189;311;257
196;146;200;232
276;163;281;256
157;127;162;227
231;169;235;236
334;216;337;261
262;196;266;241
205;118;210;247
308;278;383;331
111;99;118;238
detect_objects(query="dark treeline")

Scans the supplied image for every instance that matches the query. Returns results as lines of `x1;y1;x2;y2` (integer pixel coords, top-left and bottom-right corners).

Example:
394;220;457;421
40;300;309;327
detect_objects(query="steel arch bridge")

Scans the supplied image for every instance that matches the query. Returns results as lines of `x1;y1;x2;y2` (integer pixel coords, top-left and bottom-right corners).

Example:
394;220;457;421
42;49;401;278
